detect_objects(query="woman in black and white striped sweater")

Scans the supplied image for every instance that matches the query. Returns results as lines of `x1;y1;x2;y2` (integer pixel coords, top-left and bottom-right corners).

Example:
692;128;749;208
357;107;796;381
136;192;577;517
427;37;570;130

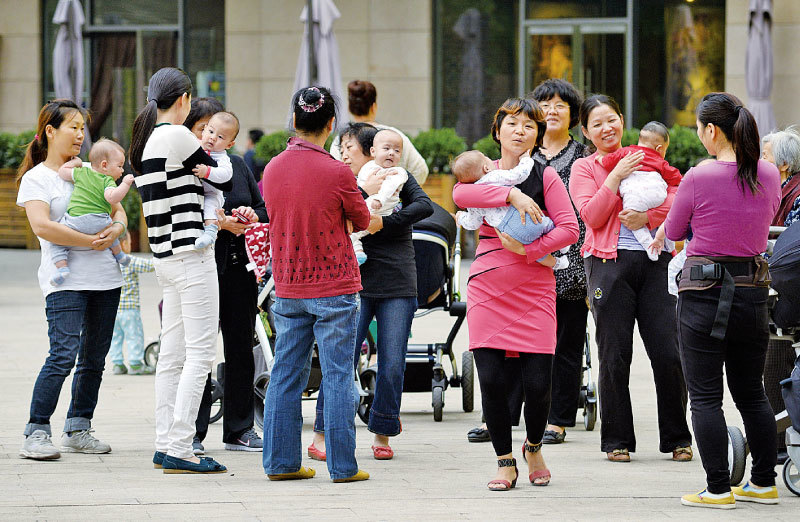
129;67;231;474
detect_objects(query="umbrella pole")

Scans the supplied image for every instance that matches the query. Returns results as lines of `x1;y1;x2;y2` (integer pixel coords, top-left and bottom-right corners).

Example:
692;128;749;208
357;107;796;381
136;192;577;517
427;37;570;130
307;0;317;84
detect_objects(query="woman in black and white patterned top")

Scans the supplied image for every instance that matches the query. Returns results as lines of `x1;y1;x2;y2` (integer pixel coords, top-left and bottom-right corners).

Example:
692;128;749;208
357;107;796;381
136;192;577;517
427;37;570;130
530;79;590;444
129;67;230;474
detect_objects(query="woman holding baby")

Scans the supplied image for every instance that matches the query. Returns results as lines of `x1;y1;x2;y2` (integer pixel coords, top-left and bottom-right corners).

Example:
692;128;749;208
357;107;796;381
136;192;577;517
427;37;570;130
568;94;692;463
453;98;578;491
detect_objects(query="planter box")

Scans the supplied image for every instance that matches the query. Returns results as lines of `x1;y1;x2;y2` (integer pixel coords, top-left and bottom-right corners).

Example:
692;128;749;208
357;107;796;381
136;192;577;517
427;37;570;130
0;168;38;249
420;172;455;213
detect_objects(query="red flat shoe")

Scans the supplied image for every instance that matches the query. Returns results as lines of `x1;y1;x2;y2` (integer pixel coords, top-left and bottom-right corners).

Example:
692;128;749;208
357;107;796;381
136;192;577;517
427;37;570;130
307;443;326;461
371;445;394;460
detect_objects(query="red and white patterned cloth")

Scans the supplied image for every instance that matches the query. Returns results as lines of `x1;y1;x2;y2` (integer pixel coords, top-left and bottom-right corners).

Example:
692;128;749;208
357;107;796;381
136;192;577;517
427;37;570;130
244;223;270;280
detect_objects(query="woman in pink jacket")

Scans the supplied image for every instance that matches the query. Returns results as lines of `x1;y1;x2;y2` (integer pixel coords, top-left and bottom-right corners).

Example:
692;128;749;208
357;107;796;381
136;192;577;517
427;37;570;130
568;95;692;463
453;98;578;491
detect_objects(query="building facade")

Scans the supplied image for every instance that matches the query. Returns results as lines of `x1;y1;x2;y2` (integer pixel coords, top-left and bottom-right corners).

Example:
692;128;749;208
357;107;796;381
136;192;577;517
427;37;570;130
1;1;799;142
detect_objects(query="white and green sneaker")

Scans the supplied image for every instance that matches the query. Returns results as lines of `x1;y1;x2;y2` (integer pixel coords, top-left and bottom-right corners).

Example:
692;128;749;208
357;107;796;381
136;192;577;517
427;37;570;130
19;430;61;460
61;429;111;454
732;482;779;504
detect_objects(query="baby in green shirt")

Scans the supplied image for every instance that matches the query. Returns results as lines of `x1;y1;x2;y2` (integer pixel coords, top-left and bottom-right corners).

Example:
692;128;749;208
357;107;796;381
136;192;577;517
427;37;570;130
51;138;135;286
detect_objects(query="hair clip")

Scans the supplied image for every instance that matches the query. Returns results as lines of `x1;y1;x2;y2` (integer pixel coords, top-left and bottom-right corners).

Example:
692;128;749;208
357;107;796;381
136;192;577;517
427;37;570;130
298;87;324;113
34;134;40;141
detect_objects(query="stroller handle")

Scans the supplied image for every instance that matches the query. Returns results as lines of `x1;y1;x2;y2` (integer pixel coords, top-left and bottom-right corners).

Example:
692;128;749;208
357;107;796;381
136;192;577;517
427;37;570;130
452;227;462;302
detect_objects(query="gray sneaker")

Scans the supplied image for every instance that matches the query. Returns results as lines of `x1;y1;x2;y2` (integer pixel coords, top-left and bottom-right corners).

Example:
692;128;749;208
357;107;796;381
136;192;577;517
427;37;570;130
225;428;263;452
61;429;111;454
192;438;205;456
19;430;61;460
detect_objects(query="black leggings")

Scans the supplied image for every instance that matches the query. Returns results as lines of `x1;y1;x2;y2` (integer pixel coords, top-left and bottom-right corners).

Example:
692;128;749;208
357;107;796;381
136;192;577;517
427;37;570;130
473;348;553;457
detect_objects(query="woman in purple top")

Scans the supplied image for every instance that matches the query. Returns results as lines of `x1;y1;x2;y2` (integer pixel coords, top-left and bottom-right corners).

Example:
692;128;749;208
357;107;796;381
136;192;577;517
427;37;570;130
663;93;781;509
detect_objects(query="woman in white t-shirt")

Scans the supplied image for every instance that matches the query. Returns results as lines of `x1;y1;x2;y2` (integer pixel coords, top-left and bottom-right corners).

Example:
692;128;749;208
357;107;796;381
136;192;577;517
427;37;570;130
16;100;126;461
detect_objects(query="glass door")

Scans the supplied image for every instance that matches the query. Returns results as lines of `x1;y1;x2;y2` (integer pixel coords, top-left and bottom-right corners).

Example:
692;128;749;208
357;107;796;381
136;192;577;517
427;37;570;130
526;23;626;112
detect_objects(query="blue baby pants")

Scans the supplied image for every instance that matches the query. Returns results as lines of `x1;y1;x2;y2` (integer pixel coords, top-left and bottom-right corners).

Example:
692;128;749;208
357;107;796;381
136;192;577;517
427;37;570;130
109;309;145;365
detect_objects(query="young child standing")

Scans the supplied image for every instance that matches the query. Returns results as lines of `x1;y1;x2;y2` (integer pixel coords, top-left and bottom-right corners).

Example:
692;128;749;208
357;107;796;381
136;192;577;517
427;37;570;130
453;150;569;270
109;233;155;375
350;129;408;265
596;121;682;260
192;111;238;249
51;138;133;286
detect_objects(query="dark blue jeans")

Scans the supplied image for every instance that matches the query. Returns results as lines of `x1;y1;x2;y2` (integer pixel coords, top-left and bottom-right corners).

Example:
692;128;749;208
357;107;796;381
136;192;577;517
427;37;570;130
315;296;416;437
25;288;120;436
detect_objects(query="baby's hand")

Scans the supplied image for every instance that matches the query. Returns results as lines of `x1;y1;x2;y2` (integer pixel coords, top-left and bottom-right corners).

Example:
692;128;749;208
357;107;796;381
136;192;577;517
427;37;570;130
192;165;209;178
122;174;135;185
649;237;664;255
369;199;382;211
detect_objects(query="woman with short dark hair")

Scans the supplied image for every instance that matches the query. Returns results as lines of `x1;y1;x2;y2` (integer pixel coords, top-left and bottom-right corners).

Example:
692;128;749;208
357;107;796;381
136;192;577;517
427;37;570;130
454;97;578;491
664;92;781;508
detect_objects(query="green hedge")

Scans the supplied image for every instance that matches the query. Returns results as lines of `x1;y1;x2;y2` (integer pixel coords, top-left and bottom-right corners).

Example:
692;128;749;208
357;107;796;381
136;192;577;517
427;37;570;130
0;130;35;169
472;134;501;161
411;128;466;174
254;130;294;165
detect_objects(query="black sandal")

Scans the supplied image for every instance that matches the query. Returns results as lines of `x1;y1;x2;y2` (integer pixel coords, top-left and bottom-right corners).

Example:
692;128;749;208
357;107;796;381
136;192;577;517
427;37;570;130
487;458;518;491
542;429;566;444
467;426;491;443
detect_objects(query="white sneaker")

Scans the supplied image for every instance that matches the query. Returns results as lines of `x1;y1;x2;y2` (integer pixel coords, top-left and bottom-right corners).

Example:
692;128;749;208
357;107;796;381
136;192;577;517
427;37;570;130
19;430;61;460
61;429;111;454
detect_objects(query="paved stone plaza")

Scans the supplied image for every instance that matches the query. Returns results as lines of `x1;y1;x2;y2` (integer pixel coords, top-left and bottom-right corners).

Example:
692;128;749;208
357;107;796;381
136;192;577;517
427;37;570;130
1;248;797;520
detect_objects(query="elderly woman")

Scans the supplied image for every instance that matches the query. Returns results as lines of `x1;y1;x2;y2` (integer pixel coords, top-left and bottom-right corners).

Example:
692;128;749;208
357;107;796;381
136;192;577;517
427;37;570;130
761;126;800;226
529;78;590;444
330;80;428;185
454;98;578;490
568;94;692;463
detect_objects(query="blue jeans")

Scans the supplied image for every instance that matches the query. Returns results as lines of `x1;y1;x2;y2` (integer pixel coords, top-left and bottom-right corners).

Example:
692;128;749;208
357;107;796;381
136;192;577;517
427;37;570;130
315;296;416;437
25;288;121;436
262;294;360;480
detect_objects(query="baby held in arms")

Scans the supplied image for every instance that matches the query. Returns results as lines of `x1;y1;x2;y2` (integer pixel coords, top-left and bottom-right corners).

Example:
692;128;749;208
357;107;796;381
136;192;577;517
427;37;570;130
453;150;569;270
351;129;408;265
596;121;682;261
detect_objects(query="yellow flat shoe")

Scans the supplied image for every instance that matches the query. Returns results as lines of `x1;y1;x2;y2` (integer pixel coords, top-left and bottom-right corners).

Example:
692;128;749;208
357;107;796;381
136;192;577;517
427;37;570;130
680;490;735;509
332;470;370;483
267;466;316;481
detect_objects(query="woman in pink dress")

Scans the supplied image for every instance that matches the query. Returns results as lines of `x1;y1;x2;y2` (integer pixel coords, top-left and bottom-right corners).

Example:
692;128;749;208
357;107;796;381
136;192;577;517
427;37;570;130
453;98;578;491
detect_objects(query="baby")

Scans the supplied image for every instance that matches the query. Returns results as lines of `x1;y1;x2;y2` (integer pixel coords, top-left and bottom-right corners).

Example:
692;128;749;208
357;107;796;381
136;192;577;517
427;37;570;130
192;111;237;249
351;129;408;265
597;121;682;261
453;150;568;270
51;138;133;286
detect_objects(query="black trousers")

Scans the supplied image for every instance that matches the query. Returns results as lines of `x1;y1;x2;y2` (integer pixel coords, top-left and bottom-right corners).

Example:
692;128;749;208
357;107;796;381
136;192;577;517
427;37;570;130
678;286;777;493
585;250;691;453
196;262;258;443
548;297;589;427
474;348;553;457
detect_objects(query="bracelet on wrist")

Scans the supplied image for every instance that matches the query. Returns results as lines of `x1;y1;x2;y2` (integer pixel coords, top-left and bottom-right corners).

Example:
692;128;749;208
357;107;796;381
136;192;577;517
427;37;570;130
112;221;127;233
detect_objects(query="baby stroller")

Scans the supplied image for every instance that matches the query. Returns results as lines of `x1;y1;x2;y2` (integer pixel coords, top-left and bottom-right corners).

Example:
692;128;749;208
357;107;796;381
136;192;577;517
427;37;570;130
579;327;598;431
357;202;471;423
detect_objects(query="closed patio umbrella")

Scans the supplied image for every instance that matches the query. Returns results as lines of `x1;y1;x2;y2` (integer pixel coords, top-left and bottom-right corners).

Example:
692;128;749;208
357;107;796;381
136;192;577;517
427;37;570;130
746;0;777;137
288;0;344;131
52;0;85;105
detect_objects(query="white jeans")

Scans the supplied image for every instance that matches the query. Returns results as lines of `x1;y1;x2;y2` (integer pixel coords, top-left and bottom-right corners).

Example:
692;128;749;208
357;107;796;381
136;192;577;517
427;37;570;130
153;249;219;458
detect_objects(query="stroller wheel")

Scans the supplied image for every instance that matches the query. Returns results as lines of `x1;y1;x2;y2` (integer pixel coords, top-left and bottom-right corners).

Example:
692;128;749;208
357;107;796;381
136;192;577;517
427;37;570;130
209;378;223;424
432;386;444;422
784;459;800;496
583;401;597;432
357;368;376;425
253;371;270;431
144;341;159;368
461;351;474;413
727;426;748;486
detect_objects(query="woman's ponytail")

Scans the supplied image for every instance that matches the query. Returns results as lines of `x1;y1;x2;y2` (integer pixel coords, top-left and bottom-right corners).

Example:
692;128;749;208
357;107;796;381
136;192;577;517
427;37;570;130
128;67;193;174
129;99;157;174
731;106;760;194
696;92;761;195
17;136;48;183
